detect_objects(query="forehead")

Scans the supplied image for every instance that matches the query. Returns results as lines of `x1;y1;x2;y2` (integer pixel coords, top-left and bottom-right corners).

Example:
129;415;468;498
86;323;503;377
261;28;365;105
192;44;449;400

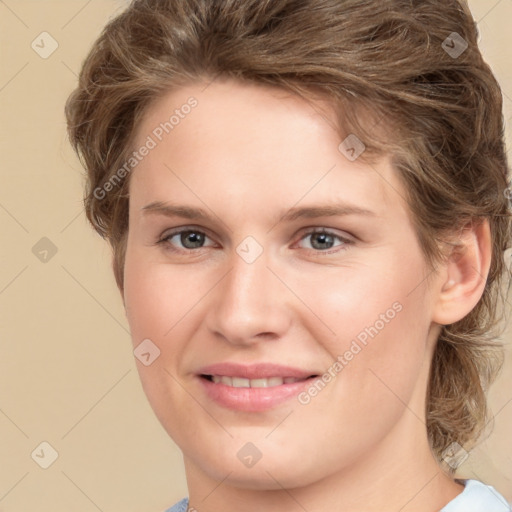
128;78;408;222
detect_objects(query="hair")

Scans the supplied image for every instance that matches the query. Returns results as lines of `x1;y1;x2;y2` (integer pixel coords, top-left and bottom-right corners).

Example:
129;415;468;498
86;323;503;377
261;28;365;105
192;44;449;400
65;0;512;470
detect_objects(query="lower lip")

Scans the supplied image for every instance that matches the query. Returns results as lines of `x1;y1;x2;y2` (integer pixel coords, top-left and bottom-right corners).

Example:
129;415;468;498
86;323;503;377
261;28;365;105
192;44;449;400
198;376;315;412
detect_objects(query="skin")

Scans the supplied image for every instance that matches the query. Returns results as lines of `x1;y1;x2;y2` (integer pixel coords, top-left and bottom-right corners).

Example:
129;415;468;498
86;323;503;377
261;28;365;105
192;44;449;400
122;77;491;512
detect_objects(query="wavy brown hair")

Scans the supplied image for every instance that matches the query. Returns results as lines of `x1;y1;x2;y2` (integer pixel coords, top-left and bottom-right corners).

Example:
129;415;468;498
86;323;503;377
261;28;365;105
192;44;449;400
65;0;512;469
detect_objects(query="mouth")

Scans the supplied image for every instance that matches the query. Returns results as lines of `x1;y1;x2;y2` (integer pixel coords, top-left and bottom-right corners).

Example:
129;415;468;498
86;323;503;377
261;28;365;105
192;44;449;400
200;374;317;387
196;363;320;412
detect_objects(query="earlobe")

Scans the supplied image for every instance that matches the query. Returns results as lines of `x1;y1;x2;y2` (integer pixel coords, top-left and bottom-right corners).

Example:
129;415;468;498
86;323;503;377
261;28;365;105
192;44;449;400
432;220;491;326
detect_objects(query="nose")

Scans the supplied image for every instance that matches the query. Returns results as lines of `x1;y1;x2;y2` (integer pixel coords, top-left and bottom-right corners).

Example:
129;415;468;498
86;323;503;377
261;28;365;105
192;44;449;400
205;245;292;347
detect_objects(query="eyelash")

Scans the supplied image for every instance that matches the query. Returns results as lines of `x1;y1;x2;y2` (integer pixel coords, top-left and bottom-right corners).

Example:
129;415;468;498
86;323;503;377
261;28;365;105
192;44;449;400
155;227;354;255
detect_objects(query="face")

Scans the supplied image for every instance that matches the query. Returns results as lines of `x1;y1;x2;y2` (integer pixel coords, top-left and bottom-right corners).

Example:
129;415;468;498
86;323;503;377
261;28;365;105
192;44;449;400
123;78;441;489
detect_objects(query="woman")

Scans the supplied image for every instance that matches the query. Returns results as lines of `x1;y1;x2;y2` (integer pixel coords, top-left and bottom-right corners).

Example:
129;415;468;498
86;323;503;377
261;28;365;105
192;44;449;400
65;0;512;510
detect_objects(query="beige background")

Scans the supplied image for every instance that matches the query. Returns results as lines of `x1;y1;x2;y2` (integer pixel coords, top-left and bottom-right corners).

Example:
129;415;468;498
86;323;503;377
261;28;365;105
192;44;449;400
0;1;511;510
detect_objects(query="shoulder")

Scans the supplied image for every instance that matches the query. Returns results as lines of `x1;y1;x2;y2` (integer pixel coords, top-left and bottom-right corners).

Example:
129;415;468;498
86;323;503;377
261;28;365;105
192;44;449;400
163;497;189;512
441;479;511;512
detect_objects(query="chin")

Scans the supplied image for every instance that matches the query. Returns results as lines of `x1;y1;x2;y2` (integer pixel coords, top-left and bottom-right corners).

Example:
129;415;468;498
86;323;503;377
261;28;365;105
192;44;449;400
188;445;322;490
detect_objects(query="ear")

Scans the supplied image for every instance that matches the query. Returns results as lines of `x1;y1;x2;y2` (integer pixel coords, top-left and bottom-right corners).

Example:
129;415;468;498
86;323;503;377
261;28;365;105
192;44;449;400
432;219;491;326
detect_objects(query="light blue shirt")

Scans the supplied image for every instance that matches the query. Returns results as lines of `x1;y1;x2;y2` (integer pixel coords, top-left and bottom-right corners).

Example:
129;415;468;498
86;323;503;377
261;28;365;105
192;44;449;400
441;479;511;511
164;479;511;512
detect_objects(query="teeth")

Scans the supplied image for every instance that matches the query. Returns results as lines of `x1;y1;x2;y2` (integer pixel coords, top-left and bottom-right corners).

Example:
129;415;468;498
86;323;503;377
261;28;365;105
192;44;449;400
268;377;285;386
232;377;250;388
208;375;303;387
250;378;271;388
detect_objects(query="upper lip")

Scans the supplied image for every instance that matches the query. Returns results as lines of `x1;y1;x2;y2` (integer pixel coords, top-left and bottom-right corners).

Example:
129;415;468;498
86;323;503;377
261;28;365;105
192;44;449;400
197;362;318;380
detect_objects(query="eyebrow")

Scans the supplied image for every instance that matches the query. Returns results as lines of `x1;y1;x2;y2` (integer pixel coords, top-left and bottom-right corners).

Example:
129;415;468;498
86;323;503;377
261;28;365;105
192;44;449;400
141;201;376;224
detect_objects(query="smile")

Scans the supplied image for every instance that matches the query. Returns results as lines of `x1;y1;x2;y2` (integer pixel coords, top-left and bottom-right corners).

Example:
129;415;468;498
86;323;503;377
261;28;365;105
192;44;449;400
202;375;311;387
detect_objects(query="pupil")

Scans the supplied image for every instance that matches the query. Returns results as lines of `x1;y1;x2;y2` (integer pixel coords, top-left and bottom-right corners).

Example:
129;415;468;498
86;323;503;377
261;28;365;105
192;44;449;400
312;233;333;250
181;231;204;248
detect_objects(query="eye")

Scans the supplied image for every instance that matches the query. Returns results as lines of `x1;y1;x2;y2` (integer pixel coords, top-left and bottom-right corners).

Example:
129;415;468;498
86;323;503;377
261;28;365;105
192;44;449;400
157;228;215;251
156;227;353;254
297;229;352;251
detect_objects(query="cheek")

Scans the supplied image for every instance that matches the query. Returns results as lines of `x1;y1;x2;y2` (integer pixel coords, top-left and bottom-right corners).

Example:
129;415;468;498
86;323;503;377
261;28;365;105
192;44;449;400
285;272;430;471
123;251;185;347
298;253;430;347
304;250;432;401
122;250;195;433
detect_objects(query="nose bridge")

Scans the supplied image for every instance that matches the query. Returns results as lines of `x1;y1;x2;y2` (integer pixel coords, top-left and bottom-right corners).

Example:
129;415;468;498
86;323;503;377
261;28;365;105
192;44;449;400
206;244;289;344
223;248;274;317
